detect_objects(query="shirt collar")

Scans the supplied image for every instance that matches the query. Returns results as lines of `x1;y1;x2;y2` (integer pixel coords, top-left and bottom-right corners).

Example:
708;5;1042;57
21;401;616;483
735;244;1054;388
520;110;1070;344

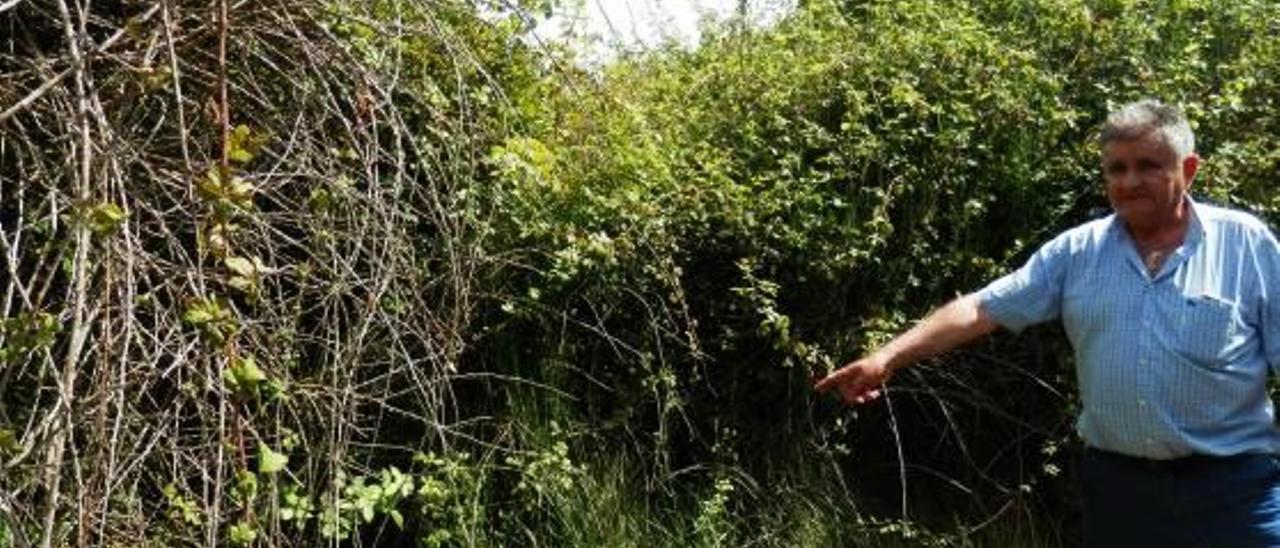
1106;193;1205;280
1183;194;1207;249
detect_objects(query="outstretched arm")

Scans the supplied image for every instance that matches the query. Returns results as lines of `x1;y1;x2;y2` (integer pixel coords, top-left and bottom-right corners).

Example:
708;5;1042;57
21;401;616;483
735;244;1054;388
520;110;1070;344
813;293;999;405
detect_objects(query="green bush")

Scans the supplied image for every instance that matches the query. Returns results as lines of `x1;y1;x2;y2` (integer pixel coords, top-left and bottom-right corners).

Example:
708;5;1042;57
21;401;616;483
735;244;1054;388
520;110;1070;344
6;0;1279;544
466;0;1280;540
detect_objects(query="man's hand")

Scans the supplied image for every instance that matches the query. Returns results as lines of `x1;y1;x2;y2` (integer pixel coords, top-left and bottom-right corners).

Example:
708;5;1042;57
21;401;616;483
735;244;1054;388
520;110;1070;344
812;295;998;406
813;355;893;405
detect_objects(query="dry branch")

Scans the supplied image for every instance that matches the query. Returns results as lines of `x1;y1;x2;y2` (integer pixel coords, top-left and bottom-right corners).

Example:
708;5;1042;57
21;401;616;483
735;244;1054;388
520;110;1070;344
0;0;507;544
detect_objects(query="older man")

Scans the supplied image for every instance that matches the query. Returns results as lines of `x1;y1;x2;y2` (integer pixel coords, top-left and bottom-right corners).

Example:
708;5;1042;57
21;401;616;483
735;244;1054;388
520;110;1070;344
815;99;1280;547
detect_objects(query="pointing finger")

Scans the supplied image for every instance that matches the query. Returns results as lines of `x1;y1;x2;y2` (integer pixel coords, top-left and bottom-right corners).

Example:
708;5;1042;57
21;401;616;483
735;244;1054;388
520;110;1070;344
813;369;846;393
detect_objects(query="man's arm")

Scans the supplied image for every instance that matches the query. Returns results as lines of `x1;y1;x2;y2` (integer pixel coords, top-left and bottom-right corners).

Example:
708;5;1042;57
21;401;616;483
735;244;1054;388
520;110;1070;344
813;293;999;405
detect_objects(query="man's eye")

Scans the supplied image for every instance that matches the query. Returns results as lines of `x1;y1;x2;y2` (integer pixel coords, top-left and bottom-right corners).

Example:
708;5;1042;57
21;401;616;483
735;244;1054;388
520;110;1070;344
1138;160;1164;172
1105;164;1127;176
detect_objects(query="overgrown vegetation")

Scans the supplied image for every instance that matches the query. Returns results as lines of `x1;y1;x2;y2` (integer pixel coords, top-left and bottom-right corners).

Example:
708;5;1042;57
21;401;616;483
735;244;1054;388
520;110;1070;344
2;0;1278;546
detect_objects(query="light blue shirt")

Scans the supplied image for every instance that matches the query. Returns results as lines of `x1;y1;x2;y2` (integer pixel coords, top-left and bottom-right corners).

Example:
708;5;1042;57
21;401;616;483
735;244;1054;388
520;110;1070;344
977;197;1280;459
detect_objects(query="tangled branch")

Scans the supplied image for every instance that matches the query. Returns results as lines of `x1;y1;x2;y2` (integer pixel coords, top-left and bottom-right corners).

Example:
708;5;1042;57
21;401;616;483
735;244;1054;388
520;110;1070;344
0;0;505;544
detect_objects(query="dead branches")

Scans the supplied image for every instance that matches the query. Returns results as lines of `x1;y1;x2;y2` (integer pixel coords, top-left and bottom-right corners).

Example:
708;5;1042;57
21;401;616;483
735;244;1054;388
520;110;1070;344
0;0;502;544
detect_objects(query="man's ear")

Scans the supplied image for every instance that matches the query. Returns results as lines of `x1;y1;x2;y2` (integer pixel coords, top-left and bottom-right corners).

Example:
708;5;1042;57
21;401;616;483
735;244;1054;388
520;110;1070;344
1183;153;1201;187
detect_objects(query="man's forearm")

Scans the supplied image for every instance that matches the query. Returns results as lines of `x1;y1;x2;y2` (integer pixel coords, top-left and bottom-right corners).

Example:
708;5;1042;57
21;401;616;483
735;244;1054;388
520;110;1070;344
873;294;999;372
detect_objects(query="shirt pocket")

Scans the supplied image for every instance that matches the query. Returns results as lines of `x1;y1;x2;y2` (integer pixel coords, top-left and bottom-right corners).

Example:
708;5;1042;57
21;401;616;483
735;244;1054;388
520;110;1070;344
1172;293;1236;367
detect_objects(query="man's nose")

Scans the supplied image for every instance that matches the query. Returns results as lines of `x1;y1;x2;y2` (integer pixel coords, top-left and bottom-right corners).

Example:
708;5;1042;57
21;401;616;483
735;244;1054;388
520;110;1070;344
1116;166;1141;189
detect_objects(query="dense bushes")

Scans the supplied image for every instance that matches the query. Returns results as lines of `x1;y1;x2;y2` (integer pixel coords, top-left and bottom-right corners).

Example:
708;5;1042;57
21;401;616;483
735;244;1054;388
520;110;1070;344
473;0;1280;543
3;0;1279;545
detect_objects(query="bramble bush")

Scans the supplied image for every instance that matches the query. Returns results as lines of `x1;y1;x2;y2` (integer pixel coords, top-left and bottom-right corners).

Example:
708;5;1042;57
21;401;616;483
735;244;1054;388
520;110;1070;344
469;0;1280;542
4;0;1280;545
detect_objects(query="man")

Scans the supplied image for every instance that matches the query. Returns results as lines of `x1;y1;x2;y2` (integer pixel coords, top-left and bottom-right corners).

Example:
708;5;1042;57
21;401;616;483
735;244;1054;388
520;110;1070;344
814;99;1280;547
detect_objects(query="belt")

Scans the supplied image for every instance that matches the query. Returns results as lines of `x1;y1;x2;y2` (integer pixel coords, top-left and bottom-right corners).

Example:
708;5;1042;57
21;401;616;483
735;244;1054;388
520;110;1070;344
1085;447;1268;474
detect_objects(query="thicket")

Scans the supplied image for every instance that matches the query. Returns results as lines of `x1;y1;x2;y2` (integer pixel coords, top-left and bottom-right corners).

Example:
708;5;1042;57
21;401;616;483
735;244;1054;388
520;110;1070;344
1;0;1279;546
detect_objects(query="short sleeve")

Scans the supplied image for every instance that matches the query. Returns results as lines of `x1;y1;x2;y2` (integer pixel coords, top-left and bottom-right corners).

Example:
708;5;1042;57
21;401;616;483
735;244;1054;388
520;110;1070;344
976;234;1071;333
1253;227;1280;375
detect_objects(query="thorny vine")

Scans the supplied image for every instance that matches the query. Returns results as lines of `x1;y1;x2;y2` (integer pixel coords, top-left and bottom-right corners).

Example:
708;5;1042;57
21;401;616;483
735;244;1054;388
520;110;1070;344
0;0;497;544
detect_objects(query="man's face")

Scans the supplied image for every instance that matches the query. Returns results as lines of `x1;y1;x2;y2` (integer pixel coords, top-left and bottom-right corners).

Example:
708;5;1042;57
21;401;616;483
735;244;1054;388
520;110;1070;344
1102;130;1199;232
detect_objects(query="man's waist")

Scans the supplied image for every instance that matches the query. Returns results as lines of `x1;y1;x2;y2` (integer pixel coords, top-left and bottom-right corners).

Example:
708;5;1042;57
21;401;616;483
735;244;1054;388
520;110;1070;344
1085;446;1273;474
1074;405;1280;460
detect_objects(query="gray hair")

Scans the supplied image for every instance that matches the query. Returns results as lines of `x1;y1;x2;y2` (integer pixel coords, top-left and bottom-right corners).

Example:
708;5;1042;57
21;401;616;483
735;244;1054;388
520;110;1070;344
1101;99;1196;160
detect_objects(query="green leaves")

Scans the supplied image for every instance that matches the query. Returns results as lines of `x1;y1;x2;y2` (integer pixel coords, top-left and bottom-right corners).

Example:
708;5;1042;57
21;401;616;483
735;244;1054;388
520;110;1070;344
62;201;128;236
507;439;582;506
0;429;18;456
228;522;257;546
162;483;203;526
223;355;267;395
198;168;256;212
224;255;273;294
0;311;60;364
319;466;420;540
235;469;259;503
86;202;127;234
280;484;314;525
225;256;256;277
182;297;237;343
257;442;289;474
226;124;269;165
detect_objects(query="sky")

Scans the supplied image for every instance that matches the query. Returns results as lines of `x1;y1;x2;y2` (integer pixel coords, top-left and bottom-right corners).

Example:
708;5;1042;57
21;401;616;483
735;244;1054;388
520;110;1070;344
532;0;794;64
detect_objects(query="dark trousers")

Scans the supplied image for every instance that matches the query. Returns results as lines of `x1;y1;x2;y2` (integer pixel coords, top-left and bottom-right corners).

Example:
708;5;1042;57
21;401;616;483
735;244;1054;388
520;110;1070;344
1080;448;1280;548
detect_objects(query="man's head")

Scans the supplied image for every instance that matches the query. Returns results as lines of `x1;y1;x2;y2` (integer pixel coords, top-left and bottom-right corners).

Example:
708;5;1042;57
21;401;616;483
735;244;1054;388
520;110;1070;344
1100;100;1200;234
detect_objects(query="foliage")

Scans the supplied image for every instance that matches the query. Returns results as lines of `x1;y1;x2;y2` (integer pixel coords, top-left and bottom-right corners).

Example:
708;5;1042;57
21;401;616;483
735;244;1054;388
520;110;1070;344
470;0;1280;541
4;0;1280;545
